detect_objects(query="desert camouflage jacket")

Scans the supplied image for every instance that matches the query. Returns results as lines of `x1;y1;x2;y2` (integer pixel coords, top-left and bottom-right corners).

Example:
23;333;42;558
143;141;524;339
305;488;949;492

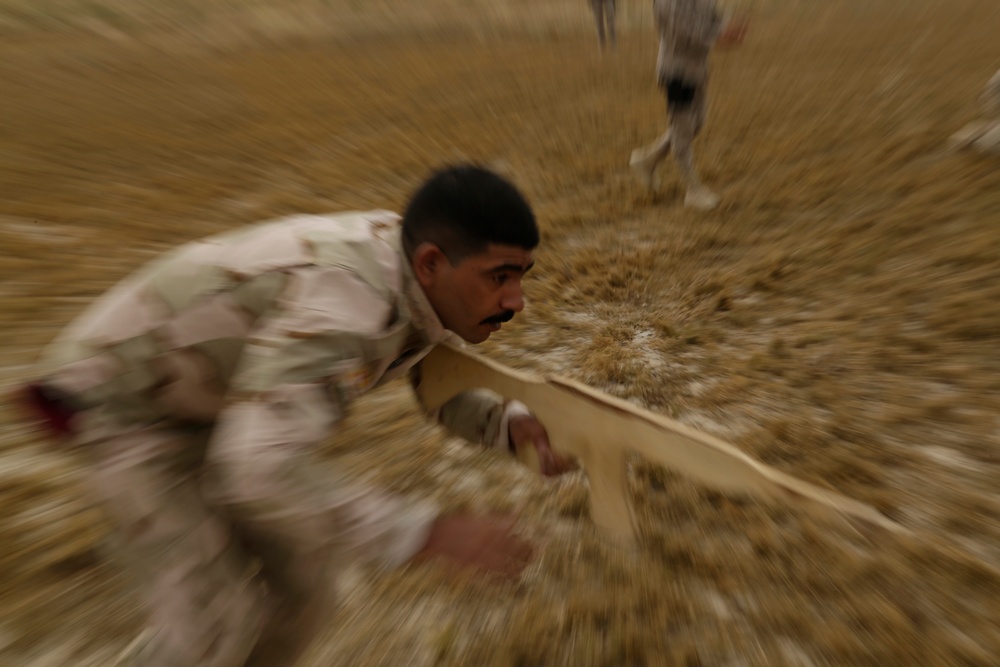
654;0;723;84
37;210;526;566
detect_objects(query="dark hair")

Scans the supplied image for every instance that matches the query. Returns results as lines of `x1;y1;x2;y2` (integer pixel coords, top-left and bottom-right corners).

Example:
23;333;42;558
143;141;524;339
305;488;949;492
401;165;539;262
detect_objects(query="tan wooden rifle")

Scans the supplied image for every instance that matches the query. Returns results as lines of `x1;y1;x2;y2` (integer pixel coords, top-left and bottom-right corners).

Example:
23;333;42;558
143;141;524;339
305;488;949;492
416;342;907;543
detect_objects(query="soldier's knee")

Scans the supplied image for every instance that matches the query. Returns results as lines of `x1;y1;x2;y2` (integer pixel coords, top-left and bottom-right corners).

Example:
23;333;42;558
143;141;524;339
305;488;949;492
203;451;280;516
660;77;698;111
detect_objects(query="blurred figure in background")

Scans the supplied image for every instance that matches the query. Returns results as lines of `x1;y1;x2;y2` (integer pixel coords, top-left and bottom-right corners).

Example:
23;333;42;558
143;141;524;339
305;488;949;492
589;0;618;51
21;165;572;667
629;0;747;210
950;68;1000;155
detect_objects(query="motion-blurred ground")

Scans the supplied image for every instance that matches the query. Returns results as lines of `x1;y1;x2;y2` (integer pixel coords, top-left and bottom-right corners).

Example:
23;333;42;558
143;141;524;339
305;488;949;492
1;1;999;665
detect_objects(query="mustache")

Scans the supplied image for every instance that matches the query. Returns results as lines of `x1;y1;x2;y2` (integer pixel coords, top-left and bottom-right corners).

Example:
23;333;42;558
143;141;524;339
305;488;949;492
480;310;516;325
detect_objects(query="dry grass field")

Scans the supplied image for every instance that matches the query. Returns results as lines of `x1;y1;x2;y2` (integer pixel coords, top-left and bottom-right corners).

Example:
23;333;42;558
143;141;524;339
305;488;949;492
1;0;999;665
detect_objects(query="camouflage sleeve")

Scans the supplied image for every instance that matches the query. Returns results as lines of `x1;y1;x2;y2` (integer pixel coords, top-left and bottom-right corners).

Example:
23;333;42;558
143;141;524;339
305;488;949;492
656;0;723;50
207;265;436;568
409;362;532;454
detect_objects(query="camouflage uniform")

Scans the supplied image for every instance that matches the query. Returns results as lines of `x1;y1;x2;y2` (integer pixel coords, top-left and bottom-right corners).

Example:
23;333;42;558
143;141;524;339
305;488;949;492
653;0;722;88
29;211;528;667
588;0;617;50
631;0;724;207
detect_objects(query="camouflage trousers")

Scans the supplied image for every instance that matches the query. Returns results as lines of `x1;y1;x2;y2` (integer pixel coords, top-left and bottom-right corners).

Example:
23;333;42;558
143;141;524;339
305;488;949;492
73;415;339;667
589;0;617;49
631;75;709;186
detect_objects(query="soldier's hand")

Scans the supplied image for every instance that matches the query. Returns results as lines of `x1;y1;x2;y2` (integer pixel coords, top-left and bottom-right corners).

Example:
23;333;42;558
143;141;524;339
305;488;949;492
717;19;749;47
412;514;534;580
509;415;576;477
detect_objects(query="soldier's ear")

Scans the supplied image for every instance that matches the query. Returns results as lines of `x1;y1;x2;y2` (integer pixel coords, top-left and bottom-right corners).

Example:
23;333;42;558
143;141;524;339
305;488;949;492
411;242;449;287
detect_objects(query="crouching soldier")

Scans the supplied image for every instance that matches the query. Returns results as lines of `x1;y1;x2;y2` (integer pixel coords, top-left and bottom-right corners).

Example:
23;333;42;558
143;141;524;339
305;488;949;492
22;165;573;667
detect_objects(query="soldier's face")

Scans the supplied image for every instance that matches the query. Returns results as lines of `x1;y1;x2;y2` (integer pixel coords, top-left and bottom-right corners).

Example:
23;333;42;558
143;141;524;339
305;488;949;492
413;243;534;343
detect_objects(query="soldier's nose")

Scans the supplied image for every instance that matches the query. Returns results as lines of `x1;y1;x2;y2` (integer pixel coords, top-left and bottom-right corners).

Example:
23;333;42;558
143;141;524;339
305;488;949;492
501;285;525;313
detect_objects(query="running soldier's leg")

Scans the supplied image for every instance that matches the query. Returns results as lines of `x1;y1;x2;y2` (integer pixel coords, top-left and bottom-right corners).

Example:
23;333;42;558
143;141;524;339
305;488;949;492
590;0;607;49
692;80;708;137
84;424;270;667
629;127;672;188
669;79;719;209
605;0;618;49
629;76;681;188
630;74;705;189
668;79;702;186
